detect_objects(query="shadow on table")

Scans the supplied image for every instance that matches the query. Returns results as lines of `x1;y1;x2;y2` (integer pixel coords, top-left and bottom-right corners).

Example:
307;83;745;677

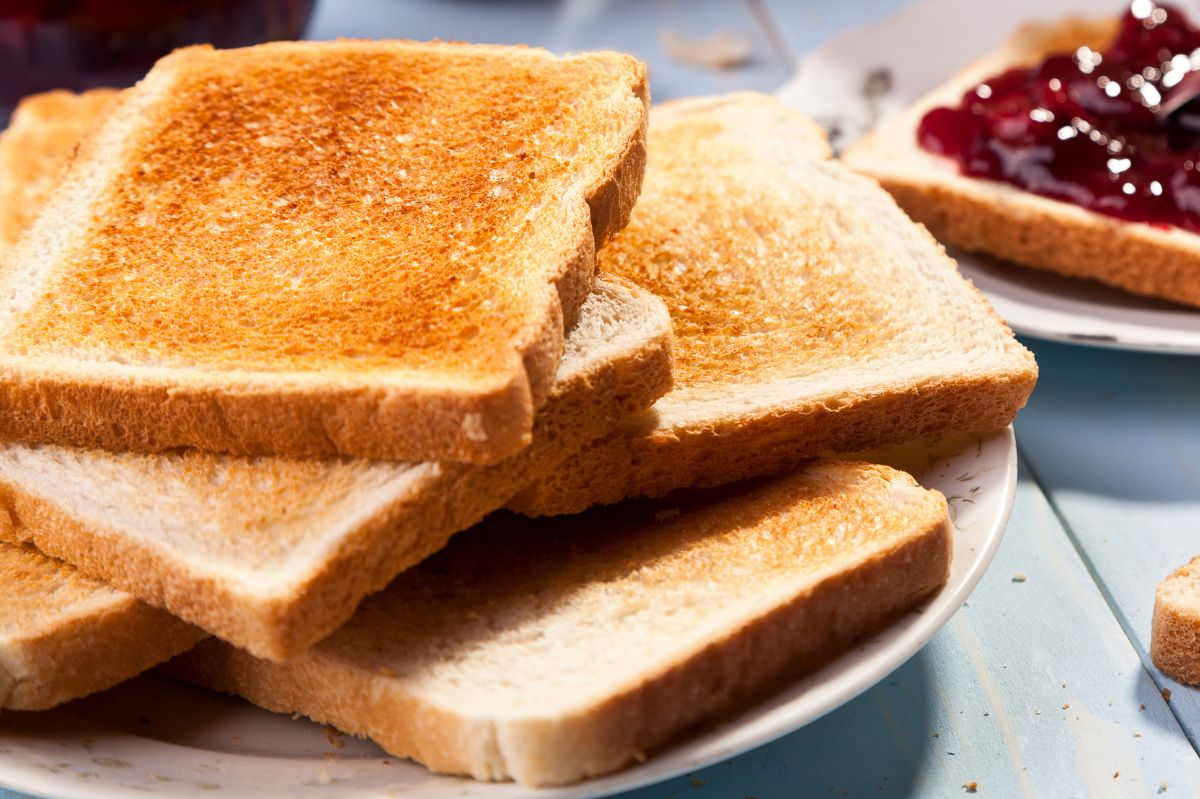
629;648;936;798
1016;339;1200;503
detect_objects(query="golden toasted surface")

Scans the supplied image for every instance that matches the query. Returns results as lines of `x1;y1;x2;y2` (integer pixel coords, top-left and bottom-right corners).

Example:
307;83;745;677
0;89;118;248
4;42;642;379
599;96;887;389
381;463;944;613
0;543;118;635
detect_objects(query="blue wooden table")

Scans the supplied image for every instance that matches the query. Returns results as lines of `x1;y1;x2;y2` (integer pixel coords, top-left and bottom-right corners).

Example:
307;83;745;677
7;1;1200;796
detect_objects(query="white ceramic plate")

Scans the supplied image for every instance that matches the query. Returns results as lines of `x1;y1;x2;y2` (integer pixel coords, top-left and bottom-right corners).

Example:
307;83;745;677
777;0;1200;355
0;429;1015;799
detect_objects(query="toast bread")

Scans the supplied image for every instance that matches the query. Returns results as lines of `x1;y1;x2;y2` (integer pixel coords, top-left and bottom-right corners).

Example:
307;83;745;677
510;93;1036;516
842;17;1200;308
0;542;202;710
0;89;119;250
1151;557;1200;684
172;461;951;786
0;274;673;661
0;41;649;463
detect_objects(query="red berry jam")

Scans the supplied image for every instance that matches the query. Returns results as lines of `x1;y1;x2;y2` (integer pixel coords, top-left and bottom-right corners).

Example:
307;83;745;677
918;1;1200;233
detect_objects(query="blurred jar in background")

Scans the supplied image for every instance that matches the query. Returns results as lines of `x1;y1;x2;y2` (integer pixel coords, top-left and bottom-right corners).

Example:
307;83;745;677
0;0;315;116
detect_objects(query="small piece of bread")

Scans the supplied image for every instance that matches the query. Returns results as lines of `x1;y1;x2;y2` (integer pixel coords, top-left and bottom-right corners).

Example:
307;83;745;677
0;542;203;710
509;92;1037;516
843;17;1200;308
0;41;649;463
0;89;119;249
1152;557;1200;684
171;461;952;787
0;274;673;662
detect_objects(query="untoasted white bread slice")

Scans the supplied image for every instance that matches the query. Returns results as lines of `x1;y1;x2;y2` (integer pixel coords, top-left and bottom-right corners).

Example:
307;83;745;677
0;41;649;463
0;275;673;662
0;89;118;250
172;461;951;786
843;17;1200;308
509;93;1036;516
0;542;202;710
1151;557;1200;684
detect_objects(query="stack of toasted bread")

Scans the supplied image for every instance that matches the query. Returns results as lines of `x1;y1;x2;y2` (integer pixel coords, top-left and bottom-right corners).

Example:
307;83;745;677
0;40;1036;787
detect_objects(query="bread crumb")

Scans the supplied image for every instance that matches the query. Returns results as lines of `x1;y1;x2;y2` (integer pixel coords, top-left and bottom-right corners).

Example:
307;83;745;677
1159;781;1169;793
963;781;978;793
1011;573;1026;583
689;776;705;789
1140;703;1146;711
1163;688;1172;702
324;725;344;749
461;413;488;442
1062;703;1070;710
1114;771;1120;779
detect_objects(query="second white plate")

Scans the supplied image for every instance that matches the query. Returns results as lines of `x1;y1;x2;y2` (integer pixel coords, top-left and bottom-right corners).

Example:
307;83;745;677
777;0;1200;355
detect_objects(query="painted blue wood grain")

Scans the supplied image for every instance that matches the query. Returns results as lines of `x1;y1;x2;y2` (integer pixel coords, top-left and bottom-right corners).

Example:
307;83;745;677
609;465;1200;799
1016;339;1200;748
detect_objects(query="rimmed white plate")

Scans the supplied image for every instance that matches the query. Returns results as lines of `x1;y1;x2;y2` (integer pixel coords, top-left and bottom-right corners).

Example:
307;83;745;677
777;0;1200;355
0;428;1016;799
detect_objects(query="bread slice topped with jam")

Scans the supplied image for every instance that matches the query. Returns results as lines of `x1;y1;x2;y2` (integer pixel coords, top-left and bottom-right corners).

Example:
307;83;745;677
510;93;1036;516
0;41;649;464
843;5;1200;308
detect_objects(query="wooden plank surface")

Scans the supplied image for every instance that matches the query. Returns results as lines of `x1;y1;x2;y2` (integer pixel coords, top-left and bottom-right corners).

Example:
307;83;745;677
1017;339;1200;747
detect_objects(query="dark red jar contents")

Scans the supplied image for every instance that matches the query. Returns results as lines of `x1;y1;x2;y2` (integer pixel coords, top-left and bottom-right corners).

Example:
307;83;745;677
0;1;314;121
918;1;1200;234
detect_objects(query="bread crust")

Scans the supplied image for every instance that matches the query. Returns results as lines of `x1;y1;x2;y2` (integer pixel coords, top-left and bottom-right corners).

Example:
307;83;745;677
0;277;673;662
511;372;1033;515
1151;557;1200;685
0;43;650;464
843;17;1200;308
171;463;951;786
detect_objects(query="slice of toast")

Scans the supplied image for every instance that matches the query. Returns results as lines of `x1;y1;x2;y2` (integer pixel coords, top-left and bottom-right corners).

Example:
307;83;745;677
0;274;673;662
171;461;951;787
842;17;1200;308
1151;557;1200;684
0;542;202;710
0;89;118;249
509;93;1037;516
0;41;649;464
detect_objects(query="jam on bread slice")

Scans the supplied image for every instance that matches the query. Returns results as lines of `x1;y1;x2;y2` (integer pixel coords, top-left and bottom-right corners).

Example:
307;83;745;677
845;2;1200;307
